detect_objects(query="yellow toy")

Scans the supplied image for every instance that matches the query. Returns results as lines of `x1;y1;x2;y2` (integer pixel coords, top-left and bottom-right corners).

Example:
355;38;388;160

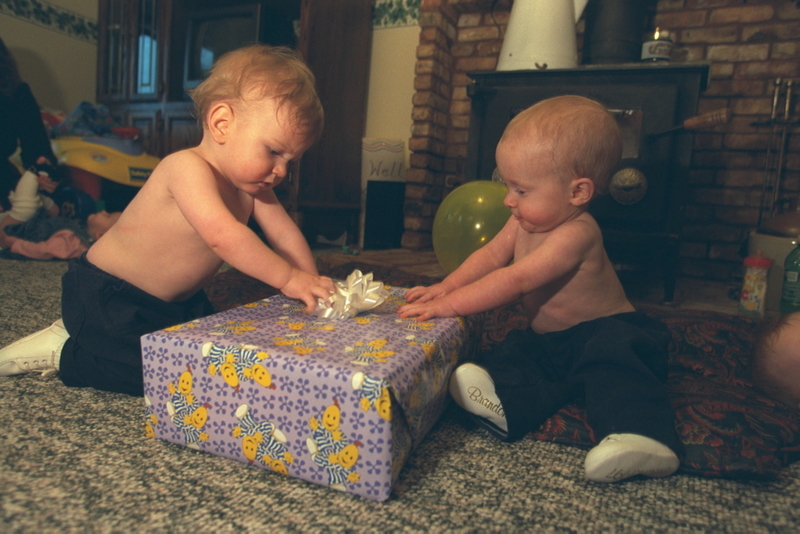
50;131;160;201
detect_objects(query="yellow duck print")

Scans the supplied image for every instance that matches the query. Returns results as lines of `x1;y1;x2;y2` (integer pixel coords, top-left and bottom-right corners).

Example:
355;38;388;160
352;371;392;422
306;399;361;490
273;333;326;355
347;338;395;366
166;365;210;449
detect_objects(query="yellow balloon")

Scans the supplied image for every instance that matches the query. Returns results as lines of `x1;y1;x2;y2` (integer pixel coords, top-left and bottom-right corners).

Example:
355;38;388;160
433;181;511;273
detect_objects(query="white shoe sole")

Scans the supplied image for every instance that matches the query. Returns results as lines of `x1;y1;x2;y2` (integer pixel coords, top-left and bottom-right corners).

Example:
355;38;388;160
585;433;680;483
449;363;508;437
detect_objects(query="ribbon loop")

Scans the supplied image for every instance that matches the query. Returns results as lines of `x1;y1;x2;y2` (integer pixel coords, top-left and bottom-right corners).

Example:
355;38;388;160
315;270;390;320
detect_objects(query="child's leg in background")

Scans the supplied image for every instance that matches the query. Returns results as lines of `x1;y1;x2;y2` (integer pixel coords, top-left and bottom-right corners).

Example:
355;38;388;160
6;168;43;222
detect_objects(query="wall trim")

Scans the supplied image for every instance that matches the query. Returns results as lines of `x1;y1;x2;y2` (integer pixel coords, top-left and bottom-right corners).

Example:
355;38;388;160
0;0;97;44
374;0;419;29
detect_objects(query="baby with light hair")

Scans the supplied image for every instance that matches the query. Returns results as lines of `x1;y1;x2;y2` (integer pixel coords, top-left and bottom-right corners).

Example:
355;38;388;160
400;95;683;483
752;312;800;409
0;44;334;395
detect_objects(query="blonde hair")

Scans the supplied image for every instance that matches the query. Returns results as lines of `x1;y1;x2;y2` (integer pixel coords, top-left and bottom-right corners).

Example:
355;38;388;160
501;95;622;195
188;44;323;142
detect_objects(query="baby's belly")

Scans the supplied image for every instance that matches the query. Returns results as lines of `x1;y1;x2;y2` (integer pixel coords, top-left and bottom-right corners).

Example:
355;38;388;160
526;298;634;334
89;243;220;302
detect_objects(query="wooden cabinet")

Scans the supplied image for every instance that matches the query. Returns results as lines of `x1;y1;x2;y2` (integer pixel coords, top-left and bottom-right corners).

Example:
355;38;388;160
294;0;372;243
97;0;200;158
96;0;371;242
97;0;169;104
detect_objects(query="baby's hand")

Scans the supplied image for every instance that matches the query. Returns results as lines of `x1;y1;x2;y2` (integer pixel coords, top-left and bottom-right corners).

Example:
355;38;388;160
280;269;335;313
397;297;457;321
36;174;58;194
404;282;450;304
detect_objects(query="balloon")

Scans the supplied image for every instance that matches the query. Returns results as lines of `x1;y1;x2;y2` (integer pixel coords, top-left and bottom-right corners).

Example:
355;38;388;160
433;180;511;273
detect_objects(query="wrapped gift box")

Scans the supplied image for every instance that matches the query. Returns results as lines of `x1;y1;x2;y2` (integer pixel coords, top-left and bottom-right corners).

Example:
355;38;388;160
142;285;480;501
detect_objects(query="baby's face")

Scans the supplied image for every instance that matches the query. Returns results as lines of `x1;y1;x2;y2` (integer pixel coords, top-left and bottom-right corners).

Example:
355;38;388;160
495;137;577;234
218;97;311;196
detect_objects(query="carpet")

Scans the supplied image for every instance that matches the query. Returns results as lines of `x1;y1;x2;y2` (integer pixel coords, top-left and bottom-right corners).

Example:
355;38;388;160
2;258;800;532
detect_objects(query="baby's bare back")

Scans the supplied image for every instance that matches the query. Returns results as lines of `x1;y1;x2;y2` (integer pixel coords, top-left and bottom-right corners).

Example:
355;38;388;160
87;152;241;302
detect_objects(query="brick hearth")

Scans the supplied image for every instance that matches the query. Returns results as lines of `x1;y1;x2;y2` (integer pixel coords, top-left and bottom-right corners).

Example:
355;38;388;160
402;0;800;283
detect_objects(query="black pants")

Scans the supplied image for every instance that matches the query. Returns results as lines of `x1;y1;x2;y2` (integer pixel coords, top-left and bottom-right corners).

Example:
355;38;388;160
59;254;214;396
481;312;683;455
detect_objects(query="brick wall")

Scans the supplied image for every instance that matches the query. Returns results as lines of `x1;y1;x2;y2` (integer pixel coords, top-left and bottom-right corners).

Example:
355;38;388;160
403;0;800;283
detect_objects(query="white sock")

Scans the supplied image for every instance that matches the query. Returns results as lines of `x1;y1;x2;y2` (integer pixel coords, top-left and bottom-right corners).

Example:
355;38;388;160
7;169;43;222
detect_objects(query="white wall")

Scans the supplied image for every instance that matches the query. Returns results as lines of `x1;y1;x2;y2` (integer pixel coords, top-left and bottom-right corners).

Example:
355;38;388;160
364;24;419;165
0;0;98;113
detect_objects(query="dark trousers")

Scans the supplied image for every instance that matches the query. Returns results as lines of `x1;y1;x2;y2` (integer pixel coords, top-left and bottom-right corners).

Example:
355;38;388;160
482;312;683;455
58;254;214;396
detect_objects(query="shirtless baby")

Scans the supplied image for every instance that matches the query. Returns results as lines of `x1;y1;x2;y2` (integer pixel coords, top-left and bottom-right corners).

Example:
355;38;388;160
399;95;683;483
0;44;335;395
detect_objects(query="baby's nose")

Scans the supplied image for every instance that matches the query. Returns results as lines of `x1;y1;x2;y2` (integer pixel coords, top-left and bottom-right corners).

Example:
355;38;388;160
273;162;288;178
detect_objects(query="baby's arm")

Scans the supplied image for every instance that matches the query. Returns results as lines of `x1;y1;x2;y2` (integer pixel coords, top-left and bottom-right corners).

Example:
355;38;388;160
399;219;594;320
168;154;333;311
252;192;318;274
405;216;516;303
401;216;516;307
251;190;336;309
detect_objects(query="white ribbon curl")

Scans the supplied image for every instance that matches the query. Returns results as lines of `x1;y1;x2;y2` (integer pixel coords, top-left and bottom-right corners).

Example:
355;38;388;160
315;270;390;320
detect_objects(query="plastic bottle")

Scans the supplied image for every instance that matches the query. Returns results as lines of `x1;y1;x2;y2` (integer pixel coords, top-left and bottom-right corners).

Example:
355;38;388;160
739;250;772;316
781;244;800;314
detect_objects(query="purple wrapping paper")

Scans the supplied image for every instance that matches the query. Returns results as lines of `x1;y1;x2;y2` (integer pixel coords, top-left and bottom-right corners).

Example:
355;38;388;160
141;285;481;501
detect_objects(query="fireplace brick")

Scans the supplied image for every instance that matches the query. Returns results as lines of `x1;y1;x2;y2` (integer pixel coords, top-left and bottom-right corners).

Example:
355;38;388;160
655;10;708;29
680;27;739;44
710;5;775;24
402;0;799;283
707;44;770;62
457;26;500;42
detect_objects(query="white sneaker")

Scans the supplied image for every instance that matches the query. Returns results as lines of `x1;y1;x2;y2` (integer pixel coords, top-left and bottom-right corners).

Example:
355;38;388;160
584;433;680;483
0;319;68;377
449;363;508;439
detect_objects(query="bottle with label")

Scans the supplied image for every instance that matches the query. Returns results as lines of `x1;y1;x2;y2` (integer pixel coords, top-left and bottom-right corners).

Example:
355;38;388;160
739;251;772;317
641;28;673;61
780;244;800;314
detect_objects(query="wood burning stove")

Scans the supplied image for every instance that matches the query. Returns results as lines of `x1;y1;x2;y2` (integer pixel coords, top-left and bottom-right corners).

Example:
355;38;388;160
466;64;710;302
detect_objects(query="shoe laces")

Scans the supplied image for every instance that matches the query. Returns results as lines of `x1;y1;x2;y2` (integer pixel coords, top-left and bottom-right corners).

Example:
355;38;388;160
17;352;58;377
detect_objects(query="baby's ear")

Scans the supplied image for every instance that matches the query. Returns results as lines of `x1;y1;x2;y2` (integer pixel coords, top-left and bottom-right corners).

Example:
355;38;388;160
570;177;594;206
207;103;233;143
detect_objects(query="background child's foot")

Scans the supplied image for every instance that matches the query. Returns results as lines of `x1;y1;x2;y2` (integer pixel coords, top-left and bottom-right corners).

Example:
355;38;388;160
449;363;508;439
0;319;67;377
584;433;680;483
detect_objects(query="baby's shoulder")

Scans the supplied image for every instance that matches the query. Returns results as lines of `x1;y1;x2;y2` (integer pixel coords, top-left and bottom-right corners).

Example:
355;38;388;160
160;147;208;169
152;148;213;183
549;212;601;242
